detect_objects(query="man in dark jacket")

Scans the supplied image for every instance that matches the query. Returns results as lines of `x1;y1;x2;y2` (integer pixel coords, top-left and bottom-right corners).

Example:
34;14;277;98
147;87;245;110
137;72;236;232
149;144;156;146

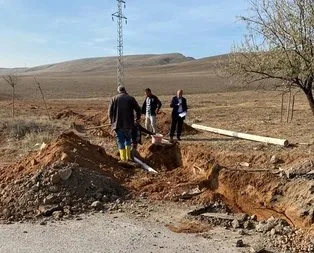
141;88;162;134
108;86;141;161
170;89;187;142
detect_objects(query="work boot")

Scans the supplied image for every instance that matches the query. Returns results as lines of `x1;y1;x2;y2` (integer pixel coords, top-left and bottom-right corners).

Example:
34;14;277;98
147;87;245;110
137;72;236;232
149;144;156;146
119;149;126;161
125;145;132;161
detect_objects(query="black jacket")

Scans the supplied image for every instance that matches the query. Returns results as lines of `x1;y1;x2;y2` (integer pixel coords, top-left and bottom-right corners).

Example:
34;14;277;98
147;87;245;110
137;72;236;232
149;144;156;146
170;96;187;118
108;93;141;130
141;95;162;116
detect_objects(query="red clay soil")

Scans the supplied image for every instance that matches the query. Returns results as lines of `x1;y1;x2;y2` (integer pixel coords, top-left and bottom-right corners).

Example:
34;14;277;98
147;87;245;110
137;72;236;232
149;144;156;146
215;168;314;230
128;143;314;232
0;132;125;183
0;132;135;221
0;126;313;233
138;142;182;170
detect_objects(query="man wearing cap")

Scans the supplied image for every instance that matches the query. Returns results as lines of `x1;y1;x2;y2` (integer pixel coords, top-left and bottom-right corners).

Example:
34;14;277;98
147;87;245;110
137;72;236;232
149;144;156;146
108;86;141;162
169;89;187;142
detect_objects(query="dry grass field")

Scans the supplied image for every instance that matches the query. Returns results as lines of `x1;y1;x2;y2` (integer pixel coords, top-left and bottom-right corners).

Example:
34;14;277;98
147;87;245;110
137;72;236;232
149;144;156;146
0;53;245;99
0;53;313;161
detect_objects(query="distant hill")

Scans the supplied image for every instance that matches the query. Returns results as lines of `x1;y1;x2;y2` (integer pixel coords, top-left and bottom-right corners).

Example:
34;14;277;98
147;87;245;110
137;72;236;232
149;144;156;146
0;68;28;75
0;53;247;99
0;53;194;75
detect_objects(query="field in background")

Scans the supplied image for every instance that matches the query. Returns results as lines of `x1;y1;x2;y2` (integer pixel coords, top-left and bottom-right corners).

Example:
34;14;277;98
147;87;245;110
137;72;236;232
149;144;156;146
0;53;256;99
0;90;313;164
0;52;313;160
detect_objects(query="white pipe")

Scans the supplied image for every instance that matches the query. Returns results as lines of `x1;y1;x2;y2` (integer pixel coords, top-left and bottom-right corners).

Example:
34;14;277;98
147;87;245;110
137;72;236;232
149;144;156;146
134;157;158;174
192;124;289;147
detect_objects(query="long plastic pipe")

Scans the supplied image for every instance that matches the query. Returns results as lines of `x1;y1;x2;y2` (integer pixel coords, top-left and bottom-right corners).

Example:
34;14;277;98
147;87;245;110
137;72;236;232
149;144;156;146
192;124;289;147
134;157;158;174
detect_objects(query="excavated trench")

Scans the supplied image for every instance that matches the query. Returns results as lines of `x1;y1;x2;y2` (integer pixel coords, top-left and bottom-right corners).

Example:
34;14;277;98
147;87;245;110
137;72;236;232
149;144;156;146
50;108;313;231
0;126;313;234
134;142;314;232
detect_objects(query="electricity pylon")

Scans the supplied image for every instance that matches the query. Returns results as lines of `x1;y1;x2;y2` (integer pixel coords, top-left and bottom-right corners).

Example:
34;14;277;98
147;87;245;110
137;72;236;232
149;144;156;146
112;0;127;87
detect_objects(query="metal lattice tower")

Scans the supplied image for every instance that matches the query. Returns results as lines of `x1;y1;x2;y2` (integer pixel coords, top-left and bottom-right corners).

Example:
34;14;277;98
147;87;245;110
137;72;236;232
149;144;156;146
112;0;127;87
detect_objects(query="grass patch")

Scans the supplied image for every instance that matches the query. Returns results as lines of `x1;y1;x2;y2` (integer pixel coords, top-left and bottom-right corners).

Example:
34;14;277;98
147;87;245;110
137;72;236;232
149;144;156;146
0;118;67;155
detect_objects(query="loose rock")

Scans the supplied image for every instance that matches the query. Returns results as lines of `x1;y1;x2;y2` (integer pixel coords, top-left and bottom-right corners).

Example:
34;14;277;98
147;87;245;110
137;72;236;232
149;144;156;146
270;155;279;164
50;173;61;185
236;239;244;247
250;244;265;253
232;219;241;229
58;167;72;181
91;201;102;210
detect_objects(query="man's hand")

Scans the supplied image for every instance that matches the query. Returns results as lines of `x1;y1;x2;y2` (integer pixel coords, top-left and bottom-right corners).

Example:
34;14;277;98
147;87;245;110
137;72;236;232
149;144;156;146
155;109;160;114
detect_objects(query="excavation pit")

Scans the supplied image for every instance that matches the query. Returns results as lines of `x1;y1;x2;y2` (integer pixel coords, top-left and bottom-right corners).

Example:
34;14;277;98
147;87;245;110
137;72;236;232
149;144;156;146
132;142;314;234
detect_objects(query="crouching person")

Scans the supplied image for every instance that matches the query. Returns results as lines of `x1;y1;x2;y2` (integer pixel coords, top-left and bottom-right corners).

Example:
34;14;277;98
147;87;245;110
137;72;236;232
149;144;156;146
108;86;141;162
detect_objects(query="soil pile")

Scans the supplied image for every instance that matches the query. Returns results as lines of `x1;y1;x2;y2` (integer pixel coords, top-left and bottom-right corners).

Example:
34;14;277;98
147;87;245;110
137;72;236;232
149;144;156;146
54;110;108;125
155;111;198;136
54;110;83;120
55;110;112;138
0;132;129;221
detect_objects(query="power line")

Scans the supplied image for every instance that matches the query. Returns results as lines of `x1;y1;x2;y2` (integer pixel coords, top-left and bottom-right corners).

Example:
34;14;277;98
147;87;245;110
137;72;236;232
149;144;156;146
112;0;127;87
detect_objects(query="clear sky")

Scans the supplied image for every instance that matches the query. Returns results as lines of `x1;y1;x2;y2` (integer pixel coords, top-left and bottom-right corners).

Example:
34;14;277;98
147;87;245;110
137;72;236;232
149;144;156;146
0;0;249;68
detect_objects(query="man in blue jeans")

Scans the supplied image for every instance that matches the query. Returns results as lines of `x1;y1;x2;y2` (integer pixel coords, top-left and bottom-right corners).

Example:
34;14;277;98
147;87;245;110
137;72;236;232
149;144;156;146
108;86;141;162
141;88;162;135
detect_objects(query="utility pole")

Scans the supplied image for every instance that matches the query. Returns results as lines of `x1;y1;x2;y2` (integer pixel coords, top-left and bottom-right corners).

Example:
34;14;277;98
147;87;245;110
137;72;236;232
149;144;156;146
112;0;127;87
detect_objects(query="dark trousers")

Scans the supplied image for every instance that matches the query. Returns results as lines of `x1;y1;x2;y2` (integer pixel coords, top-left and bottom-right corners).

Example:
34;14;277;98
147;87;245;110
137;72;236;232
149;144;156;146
170;116;184;138
115;129;132;149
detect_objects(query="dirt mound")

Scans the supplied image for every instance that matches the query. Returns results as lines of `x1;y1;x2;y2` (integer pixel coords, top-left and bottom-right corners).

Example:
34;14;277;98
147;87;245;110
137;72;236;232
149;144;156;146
154;111;198;136
54;110;84;120
0;132;130;221
55;110;113;138
1;132;119;180
55;110;108;125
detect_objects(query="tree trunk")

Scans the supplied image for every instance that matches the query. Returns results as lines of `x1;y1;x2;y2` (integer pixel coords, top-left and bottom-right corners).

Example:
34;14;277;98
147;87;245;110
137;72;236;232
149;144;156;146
305;88;314;115
12;86;15;119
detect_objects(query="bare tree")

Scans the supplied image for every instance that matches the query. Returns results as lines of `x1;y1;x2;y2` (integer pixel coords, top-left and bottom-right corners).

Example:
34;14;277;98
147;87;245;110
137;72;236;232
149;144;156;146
34;77;51;120
228;0;314;115
2;75;18;118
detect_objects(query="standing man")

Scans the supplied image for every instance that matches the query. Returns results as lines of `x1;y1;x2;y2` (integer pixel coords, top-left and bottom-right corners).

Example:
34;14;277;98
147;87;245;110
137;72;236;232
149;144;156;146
108;86;141;162
170;89;187;142
141;88;162;134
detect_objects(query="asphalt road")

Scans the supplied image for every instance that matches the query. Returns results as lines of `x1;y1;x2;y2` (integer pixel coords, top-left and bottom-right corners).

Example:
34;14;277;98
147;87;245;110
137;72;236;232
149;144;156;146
0;213;247;253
